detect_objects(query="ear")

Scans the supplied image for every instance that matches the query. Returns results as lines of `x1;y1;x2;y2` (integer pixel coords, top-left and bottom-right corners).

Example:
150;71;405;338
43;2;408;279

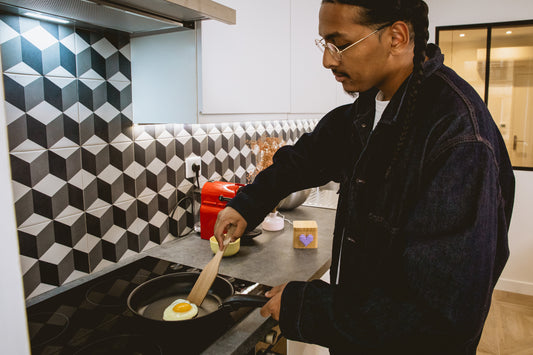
389;21;412;54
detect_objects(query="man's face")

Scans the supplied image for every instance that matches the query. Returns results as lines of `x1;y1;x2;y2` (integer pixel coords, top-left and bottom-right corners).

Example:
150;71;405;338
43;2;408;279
318;3;391;94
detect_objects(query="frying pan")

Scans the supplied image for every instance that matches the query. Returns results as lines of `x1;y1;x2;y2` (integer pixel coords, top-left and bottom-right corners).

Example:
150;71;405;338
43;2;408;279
127;272;269;329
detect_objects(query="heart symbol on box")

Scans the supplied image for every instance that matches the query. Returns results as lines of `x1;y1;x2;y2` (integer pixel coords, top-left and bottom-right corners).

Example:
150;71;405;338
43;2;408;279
299;234;314;247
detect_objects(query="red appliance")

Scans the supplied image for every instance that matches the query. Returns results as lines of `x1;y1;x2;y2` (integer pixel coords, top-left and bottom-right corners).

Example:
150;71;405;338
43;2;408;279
200;181;244;239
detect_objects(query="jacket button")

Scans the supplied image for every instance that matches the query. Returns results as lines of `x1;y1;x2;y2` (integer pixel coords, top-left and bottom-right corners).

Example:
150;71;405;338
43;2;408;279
355;178;366;185
361;123;367;128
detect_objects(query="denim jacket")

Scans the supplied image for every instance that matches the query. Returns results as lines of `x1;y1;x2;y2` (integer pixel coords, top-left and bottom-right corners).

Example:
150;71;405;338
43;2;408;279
227;44;515;354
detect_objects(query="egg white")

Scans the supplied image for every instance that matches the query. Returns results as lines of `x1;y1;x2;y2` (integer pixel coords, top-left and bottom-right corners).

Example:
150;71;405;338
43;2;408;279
162;299;198;321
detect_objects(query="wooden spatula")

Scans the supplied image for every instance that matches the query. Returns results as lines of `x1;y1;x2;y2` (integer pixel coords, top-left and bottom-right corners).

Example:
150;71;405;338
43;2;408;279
187;225;235;306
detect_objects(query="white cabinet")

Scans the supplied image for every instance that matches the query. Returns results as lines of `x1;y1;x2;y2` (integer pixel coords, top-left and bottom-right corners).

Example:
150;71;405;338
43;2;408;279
131;30;198;124
200;0;291;114
201;0;353;116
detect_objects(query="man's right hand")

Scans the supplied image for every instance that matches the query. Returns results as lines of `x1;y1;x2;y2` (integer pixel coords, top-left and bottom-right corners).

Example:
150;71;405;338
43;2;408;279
213;207;248;249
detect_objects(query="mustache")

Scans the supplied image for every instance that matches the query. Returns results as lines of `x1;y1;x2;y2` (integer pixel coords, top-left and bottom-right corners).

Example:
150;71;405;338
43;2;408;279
332;70;349;77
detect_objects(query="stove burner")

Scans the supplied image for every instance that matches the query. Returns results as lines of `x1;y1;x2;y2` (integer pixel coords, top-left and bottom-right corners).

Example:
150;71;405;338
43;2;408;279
28;312;69;348
73;334;162;355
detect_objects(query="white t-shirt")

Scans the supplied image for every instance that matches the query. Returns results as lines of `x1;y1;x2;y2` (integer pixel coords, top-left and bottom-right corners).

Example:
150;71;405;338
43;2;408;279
373;91;390;130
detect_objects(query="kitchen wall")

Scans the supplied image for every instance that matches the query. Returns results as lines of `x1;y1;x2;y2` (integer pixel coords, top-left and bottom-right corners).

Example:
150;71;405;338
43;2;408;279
425;0;533;296
0;13;317;299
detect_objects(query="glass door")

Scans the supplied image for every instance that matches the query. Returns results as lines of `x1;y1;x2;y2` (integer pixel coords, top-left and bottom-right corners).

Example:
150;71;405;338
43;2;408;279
438;21;533;169
439;28;488;100
488;25;533;168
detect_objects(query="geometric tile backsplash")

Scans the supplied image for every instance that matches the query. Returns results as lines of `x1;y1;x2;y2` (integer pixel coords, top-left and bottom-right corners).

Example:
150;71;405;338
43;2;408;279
0;13;318;299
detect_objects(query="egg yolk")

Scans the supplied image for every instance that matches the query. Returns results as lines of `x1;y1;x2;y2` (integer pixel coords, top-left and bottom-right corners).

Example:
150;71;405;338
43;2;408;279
172;302;192;313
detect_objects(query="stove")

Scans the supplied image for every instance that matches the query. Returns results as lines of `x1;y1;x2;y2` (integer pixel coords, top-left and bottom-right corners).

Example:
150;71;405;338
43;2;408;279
26;256;271;354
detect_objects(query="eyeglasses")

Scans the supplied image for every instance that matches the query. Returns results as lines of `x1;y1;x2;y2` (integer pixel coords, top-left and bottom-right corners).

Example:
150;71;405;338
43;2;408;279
315;25;389;62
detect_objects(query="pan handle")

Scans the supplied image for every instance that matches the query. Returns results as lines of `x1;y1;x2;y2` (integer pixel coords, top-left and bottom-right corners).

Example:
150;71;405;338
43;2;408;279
220;294;270;312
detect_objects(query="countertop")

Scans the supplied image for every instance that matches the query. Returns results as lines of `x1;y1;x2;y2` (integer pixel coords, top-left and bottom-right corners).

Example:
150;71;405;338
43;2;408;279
145;205;337;354
26;197;338;354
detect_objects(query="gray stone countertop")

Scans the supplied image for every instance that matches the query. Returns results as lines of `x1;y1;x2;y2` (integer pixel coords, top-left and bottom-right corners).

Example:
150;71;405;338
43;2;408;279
145;205;337;355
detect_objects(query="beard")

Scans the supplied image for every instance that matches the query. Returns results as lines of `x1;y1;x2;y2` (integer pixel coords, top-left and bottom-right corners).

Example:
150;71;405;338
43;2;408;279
344;90;359;97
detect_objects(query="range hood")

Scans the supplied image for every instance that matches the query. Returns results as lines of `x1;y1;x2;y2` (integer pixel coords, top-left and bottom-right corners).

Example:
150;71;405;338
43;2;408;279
0;0;236;35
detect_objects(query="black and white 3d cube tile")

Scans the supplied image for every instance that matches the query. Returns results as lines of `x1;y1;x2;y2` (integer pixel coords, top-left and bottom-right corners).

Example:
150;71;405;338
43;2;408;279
127;218;149;252
18;220;55;259
73;234;103;273
0;14;76;77
134;139;156;167
39;243;75;286
124;161;146;198
167;155;184;189
156;137;175;164
137;192;158;222
20;255;41;298
75;28;130;81
32;174;69;219
54;207;86;247
97;165;125;204
49;147;82;181
10;149;49;188
113;197;137;229
149;211;170;244
101;225;127;262
85;204;113;238
146;158;167;193
82;144;110;176
12;181;33;226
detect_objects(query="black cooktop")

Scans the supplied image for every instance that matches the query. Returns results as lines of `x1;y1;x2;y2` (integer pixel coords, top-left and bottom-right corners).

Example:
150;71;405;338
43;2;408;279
26;256;270;355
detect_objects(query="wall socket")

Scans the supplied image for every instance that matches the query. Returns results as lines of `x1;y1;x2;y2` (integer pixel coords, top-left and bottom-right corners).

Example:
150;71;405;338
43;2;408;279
185;156;201;178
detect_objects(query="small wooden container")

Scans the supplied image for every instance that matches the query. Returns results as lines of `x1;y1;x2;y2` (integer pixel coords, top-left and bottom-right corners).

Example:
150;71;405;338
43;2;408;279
293;220;318;249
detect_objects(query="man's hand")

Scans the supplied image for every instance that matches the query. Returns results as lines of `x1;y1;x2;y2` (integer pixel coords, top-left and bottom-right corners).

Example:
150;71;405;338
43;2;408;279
213;207;247;249
260;283;287;321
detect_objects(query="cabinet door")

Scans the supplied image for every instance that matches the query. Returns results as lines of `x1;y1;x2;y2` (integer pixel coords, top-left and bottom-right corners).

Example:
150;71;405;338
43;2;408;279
291;0;354;113
200;0;291;114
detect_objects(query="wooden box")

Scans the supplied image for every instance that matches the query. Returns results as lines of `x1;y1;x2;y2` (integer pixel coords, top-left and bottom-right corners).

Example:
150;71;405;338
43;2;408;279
293;220;318;249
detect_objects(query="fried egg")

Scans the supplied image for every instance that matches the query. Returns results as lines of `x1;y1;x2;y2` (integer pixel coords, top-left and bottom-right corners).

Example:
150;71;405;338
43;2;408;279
162;299;198;321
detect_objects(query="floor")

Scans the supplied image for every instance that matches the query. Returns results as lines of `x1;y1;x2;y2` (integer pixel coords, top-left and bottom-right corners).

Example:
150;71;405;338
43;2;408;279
478;290;533;355
261;290;533;355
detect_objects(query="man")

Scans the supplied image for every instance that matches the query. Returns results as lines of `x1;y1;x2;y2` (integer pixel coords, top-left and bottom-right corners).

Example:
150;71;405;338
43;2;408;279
214;0;515;353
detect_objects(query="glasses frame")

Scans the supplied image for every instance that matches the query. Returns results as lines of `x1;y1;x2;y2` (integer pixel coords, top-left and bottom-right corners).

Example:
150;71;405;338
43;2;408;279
315;24;390;62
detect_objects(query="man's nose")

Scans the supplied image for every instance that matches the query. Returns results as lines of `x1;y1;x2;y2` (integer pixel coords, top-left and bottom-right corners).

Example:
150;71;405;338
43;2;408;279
322;49;339;69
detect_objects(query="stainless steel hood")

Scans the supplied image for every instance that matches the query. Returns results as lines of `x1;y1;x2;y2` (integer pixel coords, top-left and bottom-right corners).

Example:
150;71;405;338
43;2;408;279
0;0;236;35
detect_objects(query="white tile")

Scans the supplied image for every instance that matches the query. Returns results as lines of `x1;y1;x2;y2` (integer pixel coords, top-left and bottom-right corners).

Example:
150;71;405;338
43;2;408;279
60;33;76;54
33;174;66;196
102;225;126;243
0;19;19;44
27;101;62;125
40;243;71;263
119;43;131;61
74;33;90;55
46;75;75;88
46;66;75;78
79;69;104;81
92;37;117;59
4;102;25;125
5;72;40;86
108;74;130;85
94;102;120;122
21;26;57;51
147;158;166;174
98;165;122;184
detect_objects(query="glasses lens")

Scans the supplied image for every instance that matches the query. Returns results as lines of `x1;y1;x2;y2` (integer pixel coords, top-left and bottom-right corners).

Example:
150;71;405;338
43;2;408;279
315;39;325;53
326;43;341;61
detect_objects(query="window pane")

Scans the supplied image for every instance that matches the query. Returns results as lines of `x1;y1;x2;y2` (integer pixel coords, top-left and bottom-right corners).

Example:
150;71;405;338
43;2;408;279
439;29;487;99
489;25;533;168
